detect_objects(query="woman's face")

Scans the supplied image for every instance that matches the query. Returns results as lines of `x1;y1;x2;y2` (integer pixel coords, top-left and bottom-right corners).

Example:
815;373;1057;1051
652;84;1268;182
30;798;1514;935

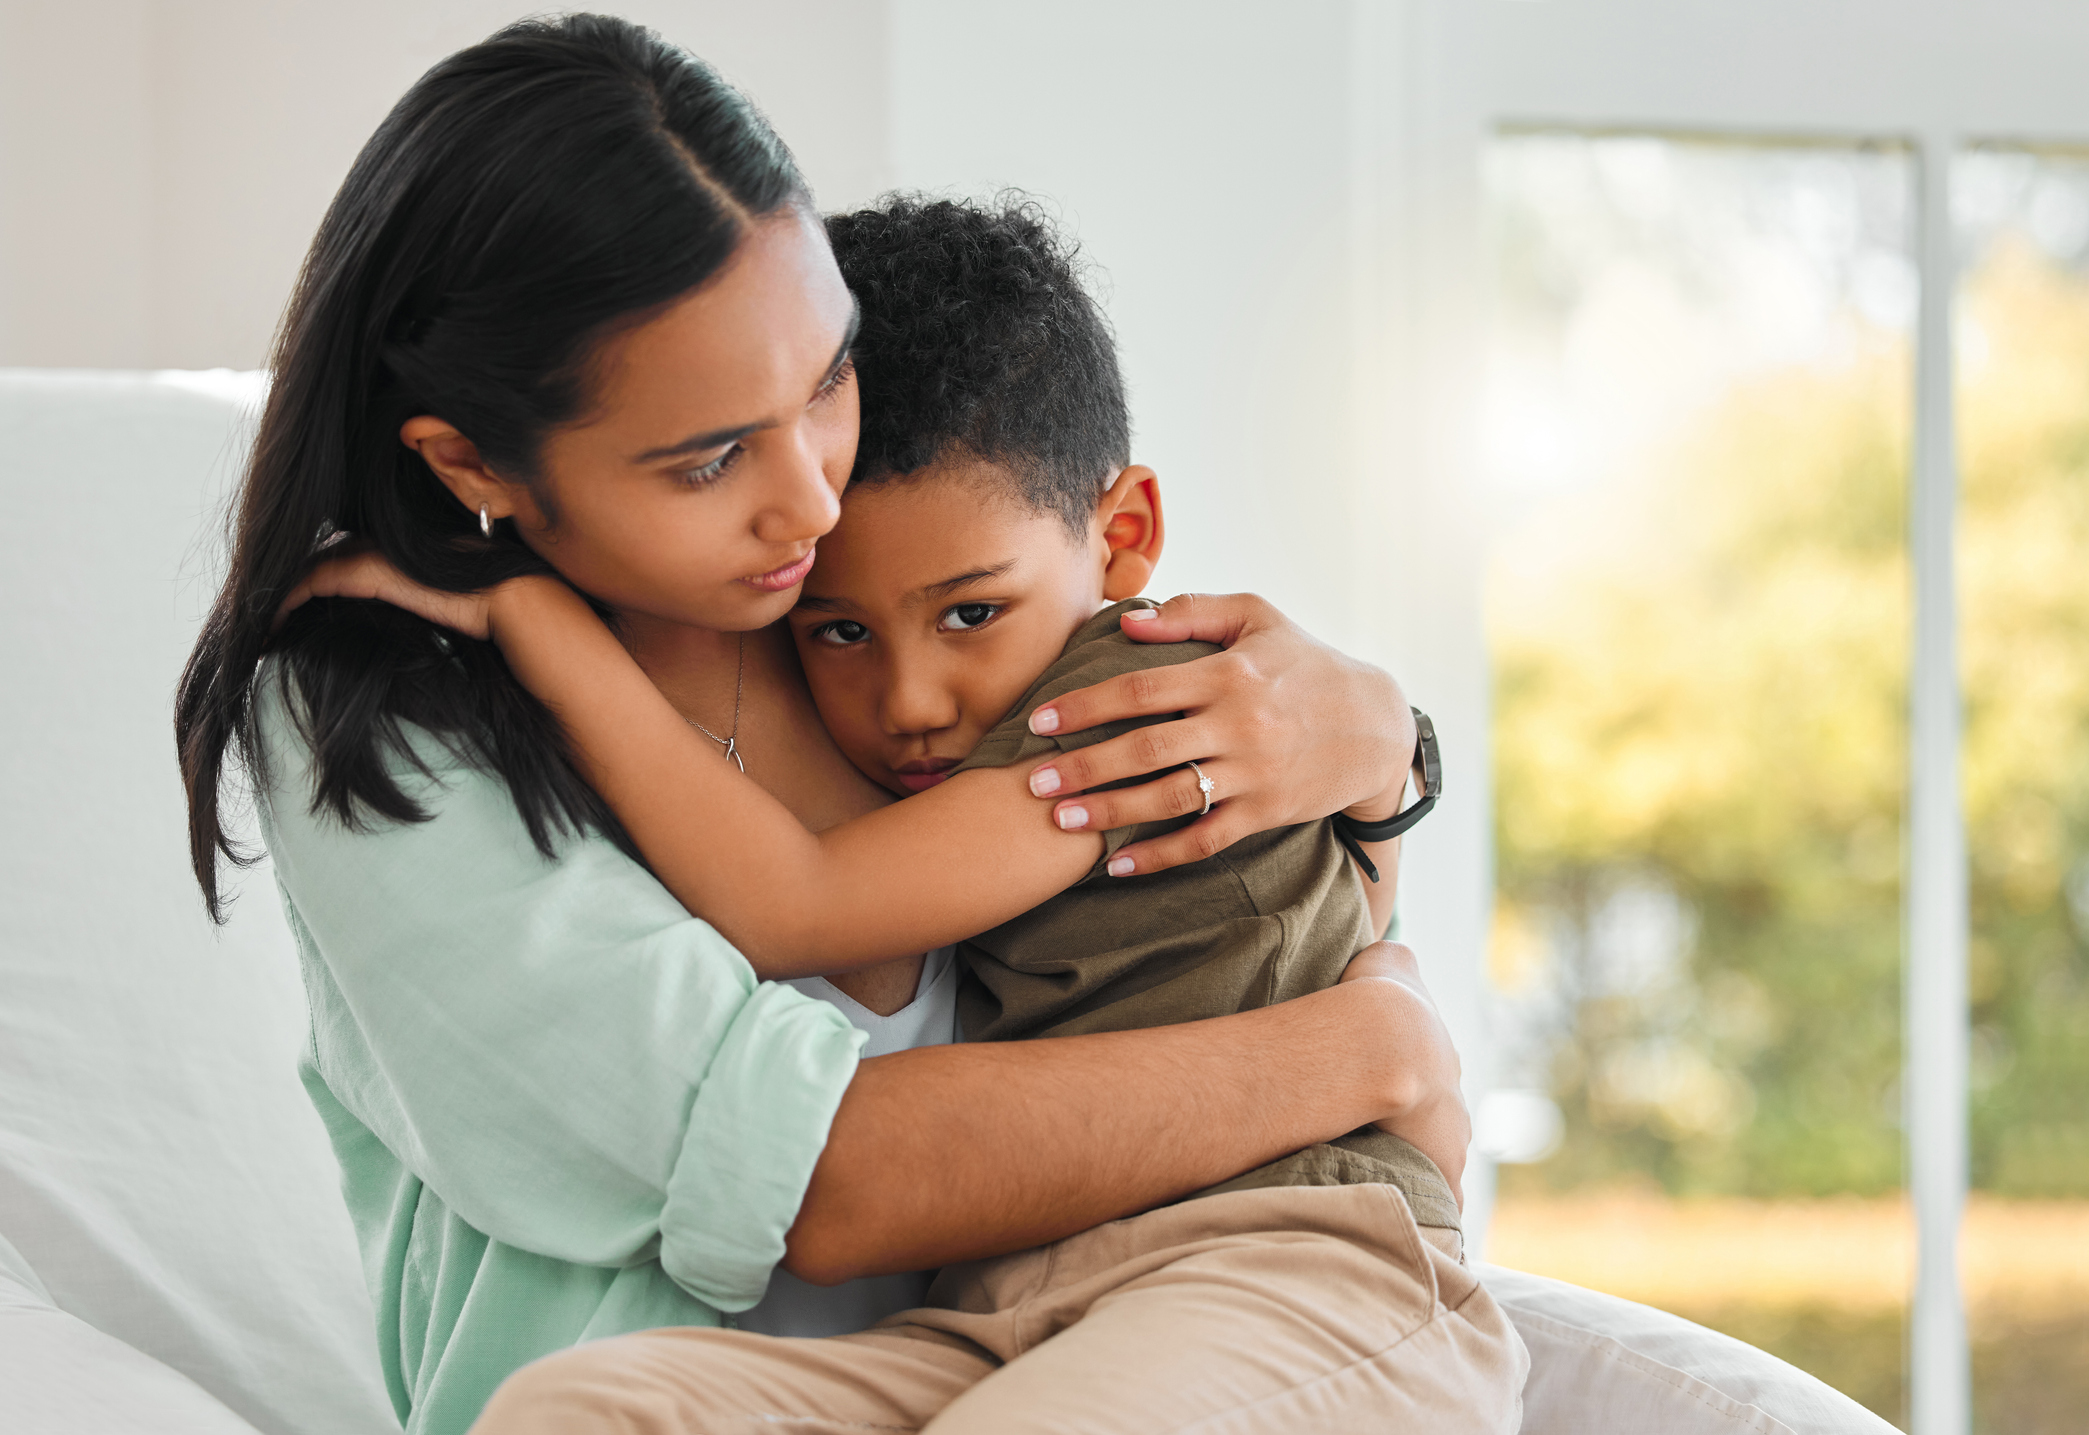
512;208;860;633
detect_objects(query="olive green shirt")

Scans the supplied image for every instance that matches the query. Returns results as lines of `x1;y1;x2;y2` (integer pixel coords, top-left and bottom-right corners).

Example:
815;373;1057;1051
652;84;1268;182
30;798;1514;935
950;601;1460;1230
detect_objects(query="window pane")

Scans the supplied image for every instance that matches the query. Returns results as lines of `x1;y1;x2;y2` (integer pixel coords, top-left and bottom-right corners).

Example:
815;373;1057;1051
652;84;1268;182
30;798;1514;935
1952;144;2089;1435
1482;134;1914;1426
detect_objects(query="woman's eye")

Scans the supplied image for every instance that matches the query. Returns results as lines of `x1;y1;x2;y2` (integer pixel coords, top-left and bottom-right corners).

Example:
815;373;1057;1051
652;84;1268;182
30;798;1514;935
676;443;743;488
813;357;856;403
939;603;999;633
814;620;870;646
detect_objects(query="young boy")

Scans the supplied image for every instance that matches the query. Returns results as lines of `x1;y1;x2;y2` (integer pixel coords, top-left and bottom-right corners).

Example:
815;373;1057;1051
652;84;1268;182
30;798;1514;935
580;195;1522;1429
806;195;1465;1229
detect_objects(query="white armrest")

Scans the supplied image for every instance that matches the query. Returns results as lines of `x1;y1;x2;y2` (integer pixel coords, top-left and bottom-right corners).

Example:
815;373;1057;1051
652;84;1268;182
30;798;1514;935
1485;1265;1899;1435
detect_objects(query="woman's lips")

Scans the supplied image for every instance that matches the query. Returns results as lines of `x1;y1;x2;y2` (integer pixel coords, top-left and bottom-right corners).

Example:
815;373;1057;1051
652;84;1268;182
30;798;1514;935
742;548;816;592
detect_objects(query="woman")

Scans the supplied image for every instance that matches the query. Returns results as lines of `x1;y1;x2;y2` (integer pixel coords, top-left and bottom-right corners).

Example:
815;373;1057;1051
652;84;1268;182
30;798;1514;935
177;15;1481;1435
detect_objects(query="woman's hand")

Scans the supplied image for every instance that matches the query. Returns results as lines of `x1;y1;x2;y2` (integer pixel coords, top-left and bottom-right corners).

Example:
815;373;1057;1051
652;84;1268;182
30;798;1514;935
274;544;530;642
1026;592;1418;874
1341;940;1469;1205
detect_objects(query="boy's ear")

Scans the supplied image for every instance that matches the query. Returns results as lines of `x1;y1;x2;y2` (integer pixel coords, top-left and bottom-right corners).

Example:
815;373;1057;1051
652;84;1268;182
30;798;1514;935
400;415;544;531
1096;464;1165;601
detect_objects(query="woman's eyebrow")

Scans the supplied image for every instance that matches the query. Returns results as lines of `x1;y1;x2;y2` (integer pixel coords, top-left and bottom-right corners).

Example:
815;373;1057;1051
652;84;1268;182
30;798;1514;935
633;421;766;463
632;306;861;464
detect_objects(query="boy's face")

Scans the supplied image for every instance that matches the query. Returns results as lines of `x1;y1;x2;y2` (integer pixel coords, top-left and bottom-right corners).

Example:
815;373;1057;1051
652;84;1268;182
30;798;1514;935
788;455;1157;796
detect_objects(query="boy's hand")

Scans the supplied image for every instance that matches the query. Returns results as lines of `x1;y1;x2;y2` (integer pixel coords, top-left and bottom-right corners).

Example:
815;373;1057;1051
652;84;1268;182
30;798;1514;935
1340;941;1469;1206
1022;592;1417;876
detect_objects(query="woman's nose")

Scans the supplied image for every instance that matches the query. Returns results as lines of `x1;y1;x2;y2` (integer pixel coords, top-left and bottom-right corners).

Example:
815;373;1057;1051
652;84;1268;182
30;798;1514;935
754;426;842;544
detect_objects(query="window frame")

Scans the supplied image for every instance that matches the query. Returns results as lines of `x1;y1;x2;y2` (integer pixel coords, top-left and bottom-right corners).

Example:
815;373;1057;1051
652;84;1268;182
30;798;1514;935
1358;7;2089;1431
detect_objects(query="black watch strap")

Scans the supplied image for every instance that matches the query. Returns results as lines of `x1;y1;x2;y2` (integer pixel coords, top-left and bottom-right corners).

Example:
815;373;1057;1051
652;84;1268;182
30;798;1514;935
1332;707;1440;884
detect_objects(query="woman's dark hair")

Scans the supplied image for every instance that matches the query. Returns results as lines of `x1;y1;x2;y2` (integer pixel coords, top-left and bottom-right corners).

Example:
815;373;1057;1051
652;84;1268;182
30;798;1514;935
176;14;808;920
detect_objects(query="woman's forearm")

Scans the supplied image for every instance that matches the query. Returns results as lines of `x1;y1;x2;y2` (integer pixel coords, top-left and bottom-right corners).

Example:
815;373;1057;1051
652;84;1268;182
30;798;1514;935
782;977;1443;1283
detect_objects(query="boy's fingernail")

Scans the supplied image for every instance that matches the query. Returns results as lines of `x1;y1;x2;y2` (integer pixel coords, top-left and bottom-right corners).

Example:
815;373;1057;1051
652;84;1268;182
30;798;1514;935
1123;607;1159;622
1030;706;1060;735
1055;804;1089;830
1107;856;1136;877
1029;766;1062;796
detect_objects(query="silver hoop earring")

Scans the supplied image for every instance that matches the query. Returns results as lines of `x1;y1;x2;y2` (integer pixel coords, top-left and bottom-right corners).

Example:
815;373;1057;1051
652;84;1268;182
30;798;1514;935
479;505;492;538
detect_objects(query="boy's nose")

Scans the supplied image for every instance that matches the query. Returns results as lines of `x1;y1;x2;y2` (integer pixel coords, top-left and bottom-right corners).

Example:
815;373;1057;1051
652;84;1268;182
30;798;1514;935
881;661;961;737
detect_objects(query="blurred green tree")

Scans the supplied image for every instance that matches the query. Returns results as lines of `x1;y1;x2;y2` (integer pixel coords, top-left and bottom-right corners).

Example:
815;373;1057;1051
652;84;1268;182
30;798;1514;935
1492;240;2089;1198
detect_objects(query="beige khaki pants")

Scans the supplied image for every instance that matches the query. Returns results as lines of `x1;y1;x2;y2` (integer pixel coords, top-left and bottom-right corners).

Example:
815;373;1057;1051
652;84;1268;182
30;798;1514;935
472;1184;1529;1434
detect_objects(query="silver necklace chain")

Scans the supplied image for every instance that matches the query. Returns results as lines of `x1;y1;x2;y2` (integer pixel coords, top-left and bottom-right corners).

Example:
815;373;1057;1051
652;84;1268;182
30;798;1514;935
688;632;746;774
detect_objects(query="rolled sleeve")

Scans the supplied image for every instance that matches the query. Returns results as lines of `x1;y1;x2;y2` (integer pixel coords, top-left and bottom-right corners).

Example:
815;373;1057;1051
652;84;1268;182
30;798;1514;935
663;979;862;1309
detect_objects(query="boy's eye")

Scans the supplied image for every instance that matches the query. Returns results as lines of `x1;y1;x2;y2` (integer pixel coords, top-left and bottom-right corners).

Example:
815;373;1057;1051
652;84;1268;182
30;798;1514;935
939;603;999;633
813;620;871;646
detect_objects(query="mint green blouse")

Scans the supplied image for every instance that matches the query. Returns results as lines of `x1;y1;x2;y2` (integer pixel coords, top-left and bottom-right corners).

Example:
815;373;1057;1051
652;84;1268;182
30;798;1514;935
253;678;866;1435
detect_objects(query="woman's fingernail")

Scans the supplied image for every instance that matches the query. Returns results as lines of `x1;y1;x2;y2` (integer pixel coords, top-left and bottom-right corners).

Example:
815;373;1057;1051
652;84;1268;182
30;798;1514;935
1123;607;1159;622
1029;766;1061;796
1030;706;1060;735
1107;856;1136;877
1056;804;1089;830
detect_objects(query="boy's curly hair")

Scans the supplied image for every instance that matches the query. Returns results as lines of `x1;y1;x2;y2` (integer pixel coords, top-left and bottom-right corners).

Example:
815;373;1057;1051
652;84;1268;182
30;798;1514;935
826;193;1130;538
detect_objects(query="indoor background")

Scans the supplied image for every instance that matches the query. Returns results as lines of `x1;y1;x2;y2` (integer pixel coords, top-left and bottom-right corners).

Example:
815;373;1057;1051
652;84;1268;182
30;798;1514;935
3;3;2083;1431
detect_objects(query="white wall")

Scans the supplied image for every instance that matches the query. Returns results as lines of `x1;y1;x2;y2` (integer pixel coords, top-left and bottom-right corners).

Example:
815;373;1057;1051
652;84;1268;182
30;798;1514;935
0;0;155;367
1473;0;2089;137
0;0;891;370
891;1;1358;632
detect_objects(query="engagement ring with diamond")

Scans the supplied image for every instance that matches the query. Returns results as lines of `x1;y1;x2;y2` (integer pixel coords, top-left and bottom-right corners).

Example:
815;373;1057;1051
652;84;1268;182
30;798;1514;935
1188;760;1215;816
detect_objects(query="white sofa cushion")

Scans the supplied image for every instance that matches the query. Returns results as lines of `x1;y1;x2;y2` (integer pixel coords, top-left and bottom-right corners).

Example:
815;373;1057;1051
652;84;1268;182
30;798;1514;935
1485;1265;1899;1434
0;1232;263;1435
0;370;396;1435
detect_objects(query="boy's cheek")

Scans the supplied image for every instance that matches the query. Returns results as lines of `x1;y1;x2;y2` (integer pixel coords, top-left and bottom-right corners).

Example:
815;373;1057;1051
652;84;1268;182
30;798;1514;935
809;674;890;774
838;720;886;774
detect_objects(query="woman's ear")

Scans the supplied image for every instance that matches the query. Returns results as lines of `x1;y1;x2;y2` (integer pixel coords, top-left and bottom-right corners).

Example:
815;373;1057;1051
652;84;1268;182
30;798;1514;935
399;415;540;530
1097;464;1166;601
